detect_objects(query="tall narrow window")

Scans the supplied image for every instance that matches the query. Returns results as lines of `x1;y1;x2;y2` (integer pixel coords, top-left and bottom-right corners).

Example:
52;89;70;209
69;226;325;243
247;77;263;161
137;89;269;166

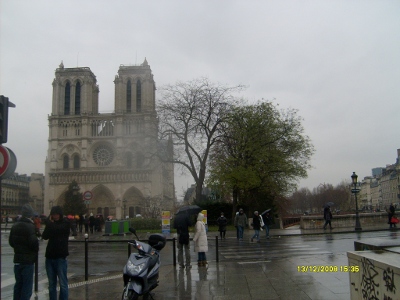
126;152;132;168
63;155;69;169
73;155;80;169
127;80;132;113
136;152;144;168
75;81;81;115
64;82;71;115
136;80;141;112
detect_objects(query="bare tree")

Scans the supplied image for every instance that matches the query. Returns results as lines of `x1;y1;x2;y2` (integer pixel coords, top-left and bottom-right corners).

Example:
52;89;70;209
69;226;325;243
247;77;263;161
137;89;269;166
157;78;244;202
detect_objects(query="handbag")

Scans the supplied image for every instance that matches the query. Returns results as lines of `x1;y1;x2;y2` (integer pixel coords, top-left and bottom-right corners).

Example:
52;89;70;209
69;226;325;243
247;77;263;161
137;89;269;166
391;216;399;224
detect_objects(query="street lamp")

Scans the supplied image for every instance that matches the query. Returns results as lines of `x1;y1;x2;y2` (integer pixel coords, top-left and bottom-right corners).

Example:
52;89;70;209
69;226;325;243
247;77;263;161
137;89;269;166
351;172;362;231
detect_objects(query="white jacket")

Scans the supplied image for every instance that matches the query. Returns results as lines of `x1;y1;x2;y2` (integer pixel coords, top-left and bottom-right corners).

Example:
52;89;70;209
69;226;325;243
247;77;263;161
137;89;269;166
193;213;208;253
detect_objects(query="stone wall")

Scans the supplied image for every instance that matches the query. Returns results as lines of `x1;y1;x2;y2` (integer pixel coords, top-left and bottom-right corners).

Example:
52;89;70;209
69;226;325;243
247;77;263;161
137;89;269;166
300;212;388;229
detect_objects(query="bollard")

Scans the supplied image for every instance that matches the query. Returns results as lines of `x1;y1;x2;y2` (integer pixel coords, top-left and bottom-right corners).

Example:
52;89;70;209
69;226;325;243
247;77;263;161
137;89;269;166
215;236;219;263
128;242;131;257
35;252;39;291
84;234;89;281
172;238;176;266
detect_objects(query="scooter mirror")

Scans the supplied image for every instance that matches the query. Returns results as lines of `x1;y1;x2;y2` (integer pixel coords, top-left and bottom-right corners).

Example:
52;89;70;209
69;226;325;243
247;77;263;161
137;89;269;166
129;227;139;240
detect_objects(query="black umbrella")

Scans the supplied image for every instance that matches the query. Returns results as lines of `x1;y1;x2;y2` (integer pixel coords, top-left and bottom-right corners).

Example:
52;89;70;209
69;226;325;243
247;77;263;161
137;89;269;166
176;205;202;215
261;209;271;216
323;202;334;208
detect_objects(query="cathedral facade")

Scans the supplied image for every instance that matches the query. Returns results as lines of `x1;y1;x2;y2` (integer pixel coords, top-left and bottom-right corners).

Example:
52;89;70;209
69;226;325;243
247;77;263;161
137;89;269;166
44;59;175;219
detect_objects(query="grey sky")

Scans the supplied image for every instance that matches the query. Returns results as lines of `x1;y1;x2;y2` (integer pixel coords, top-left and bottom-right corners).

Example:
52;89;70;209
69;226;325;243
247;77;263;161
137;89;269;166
1;1;399;200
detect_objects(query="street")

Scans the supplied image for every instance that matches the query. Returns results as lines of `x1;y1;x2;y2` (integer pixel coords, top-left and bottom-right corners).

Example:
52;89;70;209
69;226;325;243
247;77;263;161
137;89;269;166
1;229;399;299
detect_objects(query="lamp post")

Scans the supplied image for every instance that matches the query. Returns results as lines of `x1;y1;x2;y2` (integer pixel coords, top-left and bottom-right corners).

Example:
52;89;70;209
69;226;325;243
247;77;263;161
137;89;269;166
351;172;362;231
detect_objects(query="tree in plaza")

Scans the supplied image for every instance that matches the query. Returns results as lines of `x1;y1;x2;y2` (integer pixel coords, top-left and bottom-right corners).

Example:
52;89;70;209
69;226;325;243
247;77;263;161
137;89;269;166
157;78;244;203
207;101;315;213
63;180;87;216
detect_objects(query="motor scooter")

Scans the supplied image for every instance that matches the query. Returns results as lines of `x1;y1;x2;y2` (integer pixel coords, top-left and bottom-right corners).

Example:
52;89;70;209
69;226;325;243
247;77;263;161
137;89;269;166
122;228;166;300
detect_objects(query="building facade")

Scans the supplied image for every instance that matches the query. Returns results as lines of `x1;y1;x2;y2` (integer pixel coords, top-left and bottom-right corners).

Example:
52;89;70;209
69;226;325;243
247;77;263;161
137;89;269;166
1;173;32;219
44;59;175;219
359;149;400;211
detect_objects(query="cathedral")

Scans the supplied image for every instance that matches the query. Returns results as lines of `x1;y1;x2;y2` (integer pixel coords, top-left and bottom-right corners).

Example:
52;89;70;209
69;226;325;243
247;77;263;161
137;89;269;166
44;59;175;219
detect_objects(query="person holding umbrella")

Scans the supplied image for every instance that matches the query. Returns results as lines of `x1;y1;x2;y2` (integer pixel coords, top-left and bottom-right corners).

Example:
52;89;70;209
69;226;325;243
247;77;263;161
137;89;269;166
261;210;273;239
174;211;192;269
323;205;334;230
193;212;208;266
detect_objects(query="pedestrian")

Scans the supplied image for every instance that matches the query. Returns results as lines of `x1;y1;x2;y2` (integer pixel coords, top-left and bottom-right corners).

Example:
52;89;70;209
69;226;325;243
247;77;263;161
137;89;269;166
84;215;89;233
89;213;95;233
33;214;42;238
323;206;333;230
9;204;39;300
42;206;71;300
234;208;247;240
235;211;239;239
193;212;208;267
262;212;272;239
251;211;261;242
70;216;77;236
173;212;192;269
388;203;396;229
216;212;228;239
78;214;84;233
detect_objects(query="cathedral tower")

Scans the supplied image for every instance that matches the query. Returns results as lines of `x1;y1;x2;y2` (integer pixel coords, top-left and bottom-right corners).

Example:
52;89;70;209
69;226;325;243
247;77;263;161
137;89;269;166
45;59;175;219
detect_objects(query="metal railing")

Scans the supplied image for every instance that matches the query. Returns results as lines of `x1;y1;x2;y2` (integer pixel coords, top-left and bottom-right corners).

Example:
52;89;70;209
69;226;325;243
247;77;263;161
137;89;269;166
32;235;221;292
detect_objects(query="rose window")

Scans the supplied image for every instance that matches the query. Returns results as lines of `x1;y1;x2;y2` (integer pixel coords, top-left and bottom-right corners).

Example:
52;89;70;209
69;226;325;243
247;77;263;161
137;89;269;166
93;145;114;166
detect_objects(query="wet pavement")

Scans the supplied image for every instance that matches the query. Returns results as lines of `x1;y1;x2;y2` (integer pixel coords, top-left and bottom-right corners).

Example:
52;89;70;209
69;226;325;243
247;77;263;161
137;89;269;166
1;223;399;299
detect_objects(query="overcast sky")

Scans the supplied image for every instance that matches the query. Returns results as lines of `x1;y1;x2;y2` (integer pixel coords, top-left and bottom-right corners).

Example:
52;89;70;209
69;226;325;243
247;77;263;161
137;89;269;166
1;1;399;200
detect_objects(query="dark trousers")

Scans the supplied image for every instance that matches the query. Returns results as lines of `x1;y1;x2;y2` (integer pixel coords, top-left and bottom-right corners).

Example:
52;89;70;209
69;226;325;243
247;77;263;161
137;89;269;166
14;263;34;300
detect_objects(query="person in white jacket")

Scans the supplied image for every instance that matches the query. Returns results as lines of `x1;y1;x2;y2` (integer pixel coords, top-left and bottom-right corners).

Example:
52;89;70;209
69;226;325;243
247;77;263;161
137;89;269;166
193;212;208;266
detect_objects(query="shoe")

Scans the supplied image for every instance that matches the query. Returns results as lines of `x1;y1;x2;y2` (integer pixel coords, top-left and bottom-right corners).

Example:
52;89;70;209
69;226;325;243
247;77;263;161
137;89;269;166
330;227;334;230
186;265;192;269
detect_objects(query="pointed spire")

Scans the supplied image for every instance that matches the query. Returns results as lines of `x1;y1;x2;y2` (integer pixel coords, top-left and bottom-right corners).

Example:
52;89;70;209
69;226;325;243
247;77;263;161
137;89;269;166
141;57;148;66
59;60;64;69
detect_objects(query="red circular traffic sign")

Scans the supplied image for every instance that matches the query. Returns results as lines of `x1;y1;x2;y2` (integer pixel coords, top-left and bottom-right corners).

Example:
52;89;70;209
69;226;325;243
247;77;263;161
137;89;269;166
83;191;93;200
0;145;10;177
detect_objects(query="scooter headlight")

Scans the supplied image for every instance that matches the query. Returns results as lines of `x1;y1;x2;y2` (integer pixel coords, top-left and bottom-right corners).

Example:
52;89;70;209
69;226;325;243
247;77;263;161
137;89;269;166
127;260;146;274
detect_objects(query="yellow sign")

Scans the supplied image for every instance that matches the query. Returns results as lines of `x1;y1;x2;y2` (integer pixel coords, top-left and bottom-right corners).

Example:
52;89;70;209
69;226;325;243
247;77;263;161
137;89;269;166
201;210;207;224
162;211;170;219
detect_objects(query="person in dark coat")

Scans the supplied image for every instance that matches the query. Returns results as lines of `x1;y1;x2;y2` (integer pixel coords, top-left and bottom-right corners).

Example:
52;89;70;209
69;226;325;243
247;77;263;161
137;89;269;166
251;211;261;242
323;206;333;230
78;214;84;233
216;212;228;239
173;212;192;269
9;204;39;300
84;215;89;233
388;203;396;229
42;206;71;300
89;213;95;233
